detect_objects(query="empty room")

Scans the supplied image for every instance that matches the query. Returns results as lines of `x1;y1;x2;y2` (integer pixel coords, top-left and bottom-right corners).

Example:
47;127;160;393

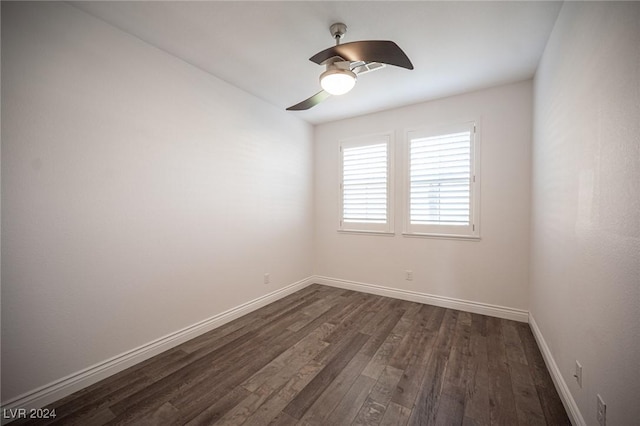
1;1;639;425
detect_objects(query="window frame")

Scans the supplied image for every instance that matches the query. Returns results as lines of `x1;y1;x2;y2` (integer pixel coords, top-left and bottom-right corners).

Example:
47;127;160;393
403;121;480;240
338;132;395;235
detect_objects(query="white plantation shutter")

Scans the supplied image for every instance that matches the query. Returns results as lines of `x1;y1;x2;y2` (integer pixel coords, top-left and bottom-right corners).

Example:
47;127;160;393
340;134;393;233
406;122;479;238
411;131;471;224
343;143;387;223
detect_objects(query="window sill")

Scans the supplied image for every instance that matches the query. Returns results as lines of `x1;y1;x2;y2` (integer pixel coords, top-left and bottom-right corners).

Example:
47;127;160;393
338;230;395;237
402;232;480;241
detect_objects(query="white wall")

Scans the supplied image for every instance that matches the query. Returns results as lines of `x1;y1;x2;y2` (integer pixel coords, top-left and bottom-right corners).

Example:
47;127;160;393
531;2;640;425
1;2;313;402
314;81;532;312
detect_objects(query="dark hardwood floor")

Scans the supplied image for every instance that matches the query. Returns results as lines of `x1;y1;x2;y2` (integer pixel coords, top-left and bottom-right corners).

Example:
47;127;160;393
18;284;569;425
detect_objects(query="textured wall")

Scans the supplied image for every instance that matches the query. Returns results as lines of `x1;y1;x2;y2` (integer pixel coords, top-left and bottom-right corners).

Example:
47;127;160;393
531;2;640;424
1;2;313;400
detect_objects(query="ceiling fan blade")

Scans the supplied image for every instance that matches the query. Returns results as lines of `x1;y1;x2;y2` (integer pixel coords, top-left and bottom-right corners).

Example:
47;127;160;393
310;40;414;70
286;90;331;111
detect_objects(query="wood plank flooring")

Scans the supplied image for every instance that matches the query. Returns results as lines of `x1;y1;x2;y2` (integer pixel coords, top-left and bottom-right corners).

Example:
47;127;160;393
17;285;569;425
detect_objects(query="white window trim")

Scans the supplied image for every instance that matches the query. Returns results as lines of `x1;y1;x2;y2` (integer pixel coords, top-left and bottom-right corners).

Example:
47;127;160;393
338;132;394;235
403;120;481;240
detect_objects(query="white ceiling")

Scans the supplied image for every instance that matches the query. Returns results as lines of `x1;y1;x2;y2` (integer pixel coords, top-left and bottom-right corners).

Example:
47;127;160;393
71;1;562;125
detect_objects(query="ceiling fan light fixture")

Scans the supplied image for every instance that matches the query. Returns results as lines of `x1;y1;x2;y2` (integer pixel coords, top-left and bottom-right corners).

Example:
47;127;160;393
287;22;413;111
320;68;357;96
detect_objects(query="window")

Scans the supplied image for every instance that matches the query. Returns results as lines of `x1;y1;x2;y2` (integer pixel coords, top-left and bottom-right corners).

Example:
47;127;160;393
405;122;479;238
339;133;393;233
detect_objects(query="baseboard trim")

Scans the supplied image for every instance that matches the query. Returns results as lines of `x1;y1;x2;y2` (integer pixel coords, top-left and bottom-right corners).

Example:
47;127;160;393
0;276;315;420
528;313;585;426
312;275;528;322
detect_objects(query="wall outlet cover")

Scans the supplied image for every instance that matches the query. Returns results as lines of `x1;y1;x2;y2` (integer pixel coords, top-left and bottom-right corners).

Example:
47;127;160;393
574;360;582;388
597;394;606;426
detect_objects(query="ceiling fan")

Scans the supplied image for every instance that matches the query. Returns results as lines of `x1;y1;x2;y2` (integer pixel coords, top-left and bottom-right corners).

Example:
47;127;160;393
287;23;414;111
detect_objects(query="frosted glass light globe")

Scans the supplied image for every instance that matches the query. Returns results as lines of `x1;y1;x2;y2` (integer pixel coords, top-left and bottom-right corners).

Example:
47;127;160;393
320;69;357;95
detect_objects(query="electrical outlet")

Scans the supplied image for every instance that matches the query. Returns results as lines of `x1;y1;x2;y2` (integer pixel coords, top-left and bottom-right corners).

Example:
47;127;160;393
574;360;582;388
405;270;413;281
597;394;606;426
264;273;270;285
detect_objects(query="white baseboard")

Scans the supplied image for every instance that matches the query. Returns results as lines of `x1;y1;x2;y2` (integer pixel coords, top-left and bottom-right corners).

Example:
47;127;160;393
529;313;585;426
312;275;529;322
0;276;315;421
